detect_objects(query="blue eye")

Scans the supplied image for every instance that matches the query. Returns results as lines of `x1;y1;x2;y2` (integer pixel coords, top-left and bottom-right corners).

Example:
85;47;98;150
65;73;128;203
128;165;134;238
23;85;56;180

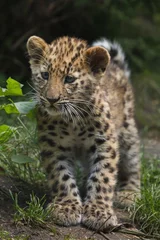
41;72;49;80
64;76;76;84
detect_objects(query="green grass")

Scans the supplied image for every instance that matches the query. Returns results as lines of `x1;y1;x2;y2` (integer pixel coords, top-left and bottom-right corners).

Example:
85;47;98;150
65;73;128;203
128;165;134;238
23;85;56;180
0;228;29;240
131;156;160;237
10;191;53;226
0;117;45;184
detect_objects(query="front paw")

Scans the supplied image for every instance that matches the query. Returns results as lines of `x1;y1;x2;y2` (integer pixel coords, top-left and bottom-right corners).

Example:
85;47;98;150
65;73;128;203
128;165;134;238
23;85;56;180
48;199;82;226
82;202;118;231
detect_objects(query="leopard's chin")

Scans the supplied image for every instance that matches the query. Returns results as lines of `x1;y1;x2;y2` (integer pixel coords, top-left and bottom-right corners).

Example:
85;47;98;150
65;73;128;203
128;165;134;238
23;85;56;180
45;106;61;117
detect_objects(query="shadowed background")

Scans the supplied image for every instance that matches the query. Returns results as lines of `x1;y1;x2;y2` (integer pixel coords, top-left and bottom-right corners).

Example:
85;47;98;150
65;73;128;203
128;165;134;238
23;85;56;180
1;0;160;134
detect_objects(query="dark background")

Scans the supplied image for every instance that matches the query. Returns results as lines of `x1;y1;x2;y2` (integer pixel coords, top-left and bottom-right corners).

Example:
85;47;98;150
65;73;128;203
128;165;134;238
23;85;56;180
1;0;160;133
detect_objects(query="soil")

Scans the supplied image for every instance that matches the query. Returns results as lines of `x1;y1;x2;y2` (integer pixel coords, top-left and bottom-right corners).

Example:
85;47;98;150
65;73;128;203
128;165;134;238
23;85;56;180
0;138;159;240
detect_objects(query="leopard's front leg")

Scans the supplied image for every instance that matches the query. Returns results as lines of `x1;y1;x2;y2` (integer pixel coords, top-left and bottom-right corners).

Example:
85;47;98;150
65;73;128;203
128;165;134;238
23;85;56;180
82;119;119;231
40;142;82;226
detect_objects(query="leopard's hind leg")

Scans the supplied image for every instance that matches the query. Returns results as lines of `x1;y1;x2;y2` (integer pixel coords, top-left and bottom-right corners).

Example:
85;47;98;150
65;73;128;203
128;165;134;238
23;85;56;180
116;85;140;207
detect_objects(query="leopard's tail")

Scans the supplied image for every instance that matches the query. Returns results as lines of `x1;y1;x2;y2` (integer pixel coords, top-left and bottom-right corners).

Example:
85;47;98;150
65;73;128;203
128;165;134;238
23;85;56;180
92;38;130;78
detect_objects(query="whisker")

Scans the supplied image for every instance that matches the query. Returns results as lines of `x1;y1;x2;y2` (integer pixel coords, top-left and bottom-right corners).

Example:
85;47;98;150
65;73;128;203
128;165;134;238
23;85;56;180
62;104;70;123
27;82;40;94
69;99;95;112
69;103;86;121
66;103;77;126
70;103;92;119
62;103;74;124
68;103;85;127
69;99;101;112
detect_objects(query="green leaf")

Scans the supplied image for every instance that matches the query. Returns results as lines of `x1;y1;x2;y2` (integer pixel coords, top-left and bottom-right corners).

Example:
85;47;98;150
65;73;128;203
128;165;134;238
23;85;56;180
0;87;7;96
14;101;37;114
4;103;19;114
27;107;36;119
0;77;23;96
2;100;37;115
0;125;16;143
0;104;6;110
6;77;23;95
11;154;35;164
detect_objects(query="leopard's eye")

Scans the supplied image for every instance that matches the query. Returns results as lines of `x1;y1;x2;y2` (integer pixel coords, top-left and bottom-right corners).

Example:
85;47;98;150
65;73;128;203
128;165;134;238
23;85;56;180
41;72;49;80
64;75;76;84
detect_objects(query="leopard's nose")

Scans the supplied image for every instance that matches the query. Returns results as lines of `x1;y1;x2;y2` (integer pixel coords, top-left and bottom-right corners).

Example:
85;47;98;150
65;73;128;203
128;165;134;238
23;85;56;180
46;96;60;104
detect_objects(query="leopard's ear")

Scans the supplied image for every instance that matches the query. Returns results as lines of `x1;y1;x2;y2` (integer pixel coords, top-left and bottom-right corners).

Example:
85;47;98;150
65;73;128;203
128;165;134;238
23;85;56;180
84;46;110;75
26;36;49;61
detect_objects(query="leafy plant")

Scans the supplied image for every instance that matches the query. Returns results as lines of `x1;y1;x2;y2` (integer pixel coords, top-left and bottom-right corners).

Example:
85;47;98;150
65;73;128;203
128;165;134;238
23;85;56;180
0;124;17;143
0;77;43;183
0;77;36;115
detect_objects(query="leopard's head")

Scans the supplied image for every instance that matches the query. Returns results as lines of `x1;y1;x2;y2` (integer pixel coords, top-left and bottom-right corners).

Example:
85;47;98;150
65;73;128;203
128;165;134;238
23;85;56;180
27;36;110;119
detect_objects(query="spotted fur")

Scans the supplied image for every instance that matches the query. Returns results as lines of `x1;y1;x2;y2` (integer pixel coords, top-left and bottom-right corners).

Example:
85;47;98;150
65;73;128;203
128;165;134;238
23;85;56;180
26;36;140;231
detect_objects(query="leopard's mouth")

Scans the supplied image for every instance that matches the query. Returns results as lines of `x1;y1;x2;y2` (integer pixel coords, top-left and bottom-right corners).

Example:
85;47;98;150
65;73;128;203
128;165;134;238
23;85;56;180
45;105;61;116
44;101;71;117
41;99;90;124
39;99;60;116
44;102;73;119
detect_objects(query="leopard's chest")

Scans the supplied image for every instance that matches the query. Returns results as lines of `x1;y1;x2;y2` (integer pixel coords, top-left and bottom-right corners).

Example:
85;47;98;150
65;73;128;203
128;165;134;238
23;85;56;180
38;118;96;161
39;117;99;169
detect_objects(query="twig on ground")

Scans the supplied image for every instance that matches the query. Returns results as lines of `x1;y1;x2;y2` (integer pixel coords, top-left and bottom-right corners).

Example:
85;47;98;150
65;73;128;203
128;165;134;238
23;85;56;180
118;228;160;240
89;215;112;237
99;232;111;240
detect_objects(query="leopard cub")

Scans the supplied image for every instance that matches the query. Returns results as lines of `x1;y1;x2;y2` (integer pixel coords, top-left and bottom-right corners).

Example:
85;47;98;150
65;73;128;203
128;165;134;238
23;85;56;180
27;36;140;231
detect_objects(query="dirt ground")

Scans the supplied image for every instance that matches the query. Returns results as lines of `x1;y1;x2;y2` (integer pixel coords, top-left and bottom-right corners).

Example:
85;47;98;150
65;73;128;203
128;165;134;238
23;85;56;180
0;138;159;240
